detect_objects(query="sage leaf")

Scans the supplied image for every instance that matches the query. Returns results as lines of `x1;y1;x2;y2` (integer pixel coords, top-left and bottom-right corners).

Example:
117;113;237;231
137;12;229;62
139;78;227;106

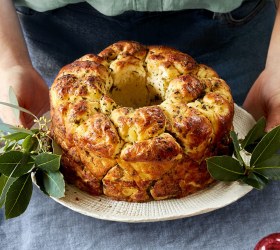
41;170;65;198
250;125;280;166
242;172;268;190
0;174;16;208
241;117;266;151
9;86;20;121
254;154;280;180
5;173;33;219
3;132;31;141
206;156;245;181
230;131;244;165
34;153;61;172
0;151;34;177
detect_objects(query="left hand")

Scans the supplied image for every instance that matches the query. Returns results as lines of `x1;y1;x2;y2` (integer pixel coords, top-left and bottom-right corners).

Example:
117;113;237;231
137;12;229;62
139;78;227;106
0;65;50;128
243;68;280;131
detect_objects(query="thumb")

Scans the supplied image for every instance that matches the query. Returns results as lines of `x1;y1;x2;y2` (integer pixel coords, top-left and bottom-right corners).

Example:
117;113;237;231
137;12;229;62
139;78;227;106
265;108;280;132
22;102;50;129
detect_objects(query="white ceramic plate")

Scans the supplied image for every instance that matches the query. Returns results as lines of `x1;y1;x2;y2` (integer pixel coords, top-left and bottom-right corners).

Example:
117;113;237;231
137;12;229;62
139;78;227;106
48;104;255;223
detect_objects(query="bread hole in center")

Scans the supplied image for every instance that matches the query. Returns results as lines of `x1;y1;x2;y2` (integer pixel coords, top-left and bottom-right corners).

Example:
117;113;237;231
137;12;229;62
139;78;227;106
108;58;164;108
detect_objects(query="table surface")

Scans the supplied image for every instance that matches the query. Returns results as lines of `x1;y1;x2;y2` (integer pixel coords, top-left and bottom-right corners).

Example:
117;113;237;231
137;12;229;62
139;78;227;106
1;179;280;250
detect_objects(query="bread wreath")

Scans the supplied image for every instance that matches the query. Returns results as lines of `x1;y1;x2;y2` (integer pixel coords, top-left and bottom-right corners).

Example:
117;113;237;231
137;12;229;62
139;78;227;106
50;41;234;202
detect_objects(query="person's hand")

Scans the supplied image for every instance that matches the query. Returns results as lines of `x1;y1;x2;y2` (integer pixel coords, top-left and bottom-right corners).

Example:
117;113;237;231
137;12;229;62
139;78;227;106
0;65;50;128
243;68;280;131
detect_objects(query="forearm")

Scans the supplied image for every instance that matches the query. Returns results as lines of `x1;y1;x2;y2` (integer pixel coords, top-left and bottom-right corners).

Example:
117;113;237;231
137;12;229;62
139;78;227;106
0;0;32;69
265;5;280;71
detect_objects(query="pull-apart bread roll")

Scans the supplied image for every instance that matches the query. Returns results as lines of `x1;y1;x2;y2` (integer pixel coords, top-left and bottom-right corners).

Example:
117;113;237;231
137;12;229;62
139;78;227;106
50;41;234;202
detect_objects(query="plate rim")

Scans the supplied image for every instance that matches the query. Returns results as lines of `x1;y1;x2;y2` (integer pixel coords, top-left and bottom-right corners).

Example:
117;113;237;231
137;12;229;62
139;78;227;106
51;181;253;223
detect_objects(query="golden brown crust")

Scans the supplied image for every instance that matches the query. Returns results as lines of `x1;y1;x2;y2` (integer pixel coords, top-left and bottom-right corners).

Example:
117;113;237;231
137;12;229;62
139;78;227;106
147;46;197;73
75;113;123;158
120;133;182;162
99;40;148;61
150;158;215;200
110;106;166;142
61;151;102;195
50;41;234;202
102;165;150;202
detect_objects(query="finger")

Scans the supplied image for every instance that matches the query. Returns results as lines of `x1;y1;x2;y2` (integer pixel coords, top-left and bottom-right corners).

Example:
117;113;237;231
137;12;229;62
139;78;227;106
1;115;20;126
0;106;21;126
265;109;280;131
20;112;35;129
22;103;50;129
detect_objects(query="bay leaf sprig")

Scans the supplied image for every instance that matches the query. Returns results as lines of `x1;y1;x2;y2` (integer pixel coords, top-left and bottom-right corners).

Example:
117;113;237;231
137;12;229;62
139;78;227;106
207;117;280;189
0;102;65;219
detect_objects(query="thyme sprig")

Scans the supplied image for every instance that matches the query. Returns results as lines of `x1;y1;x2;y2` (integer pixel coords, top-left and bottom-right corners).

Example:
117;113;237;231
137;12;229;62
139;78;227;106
0;102;64;219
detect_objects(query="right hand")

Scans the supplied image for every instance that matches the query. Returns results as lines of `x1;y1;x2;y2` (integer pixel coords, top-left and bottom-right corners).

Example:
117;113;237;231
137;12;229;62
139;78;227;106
0;65;50;128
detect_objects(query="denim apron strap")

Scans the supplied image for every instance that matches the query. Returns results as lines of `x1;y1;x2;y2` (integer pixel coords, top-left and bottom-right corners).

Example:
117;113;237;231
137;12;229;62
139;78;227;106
16;0;275;104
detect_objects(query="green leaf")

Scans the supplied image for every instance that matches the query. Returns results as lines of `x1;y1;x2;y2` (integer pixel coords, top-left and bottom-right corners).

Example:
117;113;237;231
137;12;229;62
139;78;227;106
3;142;16;152
9;127;35;135
0;174;8;196
0;123;16;133
241;117;266;150
0;101;37;121
250;125;280;166
0;123;34;135
0;174;16;208
230;131;244;165
34;170;48;195
3;132;31;141
52;140;63;155
41;170;65;198
5;173;33;219
255;154;280;168
254;154;280;180
242;172;268;190
22;135;38;153
34;153;61;172
31;128;39;134
0;151;34;177
206;156;245;181
9;86;20;121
